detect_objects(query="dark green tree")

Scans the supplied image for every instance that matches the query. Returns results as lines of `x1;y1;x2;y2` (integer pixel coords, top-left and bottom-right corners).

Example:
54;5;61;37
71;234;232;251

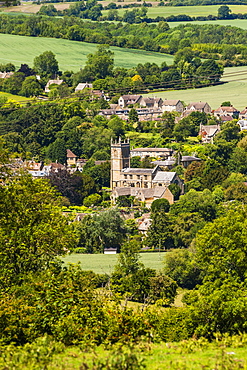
86;45;114;79
218;5;231;19
146;210;174;250
33;51;59;78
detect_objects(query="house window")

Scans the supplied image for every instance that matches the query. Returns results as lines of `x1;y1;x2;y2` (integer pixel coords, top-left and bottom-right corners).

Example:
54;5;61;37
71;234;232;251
129;175;133;179
137;175;140;179
144;183;148;188
159;183;162;186
144;175;147;180
124;175;127;179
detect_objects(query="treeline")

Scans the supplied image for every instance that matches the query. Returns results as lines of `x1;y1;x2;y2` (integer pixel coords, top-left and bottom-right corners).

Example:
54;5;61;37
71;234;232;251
2;13;247;52
2;13;247;58
36;0;247;24
170;0;247;5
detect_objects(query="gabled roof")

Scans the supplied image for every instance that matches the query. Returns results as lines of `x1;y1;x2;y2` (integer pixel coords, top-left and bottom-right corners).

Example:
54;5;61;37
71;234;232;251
131;147;172;153
187;102;209;110
152;171;176;182
215;105;239;113
75;82;93;91
240;107;247;115
200;124;220;137
163;99;181;106
181;156;201;162
122;168;154;175
45;78;63;87
120;95;142;103
67;149;77;158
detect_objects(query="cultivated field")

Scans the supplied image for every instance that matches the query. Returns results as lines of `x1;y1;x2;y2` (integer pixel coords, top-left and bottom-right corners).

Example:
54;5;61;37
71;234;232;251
0;33;173;71
146;66;247;110
61;252;165;274
102;4;247;17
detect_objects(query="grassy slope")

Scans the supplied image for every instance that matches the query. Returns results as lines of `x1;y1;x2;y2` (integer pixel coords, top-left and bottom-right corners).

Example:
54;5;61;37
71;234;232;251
0;91;29;103
61;252;165;274
0;33;173;70
146;66;247;110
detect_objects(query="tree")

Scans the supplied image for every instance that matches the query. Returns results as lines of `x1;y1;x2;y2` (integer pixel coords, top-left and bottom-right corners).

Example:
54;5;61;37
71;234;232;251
151;198;170;213
111;240;177;304
128;108;139;123
86;45;114;79
164;249;201;289
170;189;218;222
75;208;126;253
47;138;67;164
48;170;96;205
83;193;102;207
195;206;247;282
218;5;231;19
20;76;43;97
0;173;75;288
17;64;35;77
3;72;25;95
33;51;59;78
146;210;174;250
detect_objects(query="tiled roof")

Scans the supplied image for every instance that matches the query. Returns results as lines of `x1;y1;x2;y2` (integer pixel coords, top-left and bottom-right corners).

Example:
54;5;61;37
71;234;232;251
152;171;176;182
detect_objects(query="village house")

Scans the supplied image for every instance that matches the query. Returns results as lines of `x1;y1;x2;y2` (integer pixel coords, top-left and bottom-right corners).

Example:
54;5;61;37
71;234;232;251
111;138;183;207
237;119;247;131
214;105;239;119
0;72;14;79
199;123;220;143
75;82;93;93
186;102;212;114
130;147;173;159
45;78;64;93
238;107;247;120
153;155;201;169
118;95;142;108
162;99;184;113
67;149;77;167
139;96;163;109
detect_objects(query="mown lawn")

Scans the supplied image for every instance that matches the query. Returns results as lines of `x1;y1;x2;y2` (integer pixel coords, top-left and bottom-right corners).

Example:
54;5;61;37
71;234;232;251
61;252;165;274
0;33;173;70
146;66;247;110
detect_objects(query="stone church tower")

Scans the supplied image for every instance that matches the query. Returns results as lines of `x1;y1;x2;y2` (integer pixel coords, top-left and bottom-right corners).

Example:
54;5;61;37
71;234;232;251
110;137;130;189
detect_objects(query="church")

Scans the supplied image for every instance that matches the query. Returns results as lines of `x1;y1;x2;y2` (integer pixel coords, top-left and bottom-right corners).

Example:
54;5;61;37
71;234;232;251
111;138;183;207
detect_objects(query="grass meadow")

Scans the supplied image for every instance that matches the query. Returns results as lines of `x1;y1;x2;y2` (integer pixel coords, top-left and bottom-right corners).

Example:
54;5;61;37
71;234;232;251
0;33;173;71
61;252;165;274
146;66;247;110
48;339;247;369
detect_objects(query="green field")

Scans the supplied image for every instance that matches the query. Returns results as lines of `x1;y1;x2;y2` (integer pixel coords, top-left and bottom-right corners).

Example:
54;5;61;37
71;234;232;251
103;4;247;18
0;91;29;103
146;66;247;110
48;339;247;369
0;33;173;71
61;252;165;274
168;18;247;29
